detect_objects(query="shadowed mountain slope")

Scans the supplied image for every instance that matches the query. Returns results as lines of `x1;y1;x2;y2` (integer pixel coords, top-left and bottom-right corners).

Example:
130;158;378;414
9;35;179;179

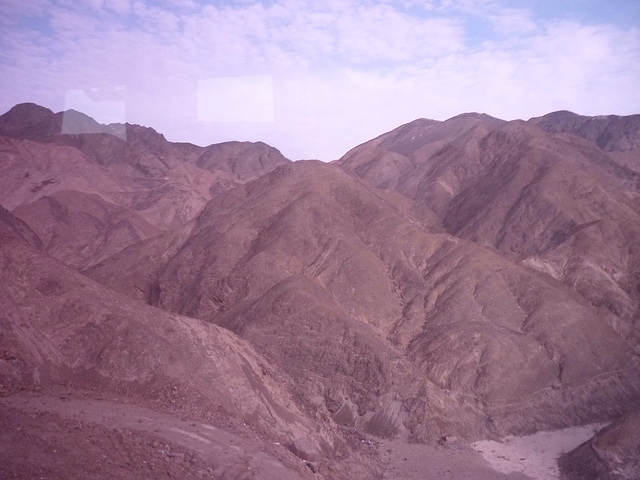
0;104;290;266
338;115;640;349
89;160;640;442
12;190;161;269
530;110;640;153
530;110;640;176
559;410;640;480
0;205;376;479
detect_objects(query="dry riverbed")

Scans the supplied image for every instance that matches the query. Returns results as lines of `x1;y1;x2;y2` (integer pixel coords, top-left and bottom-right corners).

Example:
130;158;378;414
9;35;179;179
375;423;605;480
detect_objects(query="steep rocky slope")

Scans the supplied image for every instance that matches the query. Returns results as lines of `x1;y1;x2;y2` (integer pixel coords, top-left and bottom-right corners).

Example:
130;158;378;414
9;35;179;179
0;205;375;479
338;113;640;348
530;110;640;153
559;410;640;480
12;190;161;269
90;160;640;442
0;103;290;266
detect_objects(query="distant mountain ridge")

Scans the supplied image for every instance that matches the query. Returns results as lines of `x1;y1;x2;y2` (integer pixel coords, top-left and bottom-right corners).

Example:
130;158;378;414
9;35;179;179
0;102;290;177
0;103;291;267
530;110;640;152
1;103;639;480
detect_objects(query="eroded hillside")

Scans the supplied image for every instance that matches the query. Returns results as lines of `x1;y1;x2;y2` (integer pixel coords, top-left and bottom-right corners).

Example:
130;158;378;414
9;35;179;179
1;103;639;479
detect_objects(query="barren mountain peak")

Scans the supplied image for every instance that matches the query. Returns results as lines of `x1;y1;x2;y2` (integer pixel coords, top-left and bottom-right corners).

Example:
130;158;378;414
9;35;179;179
446;111;503;122
530;109;583;121
3;101;54;118
401;117;441;128
530;109;640;154
0;102;55;137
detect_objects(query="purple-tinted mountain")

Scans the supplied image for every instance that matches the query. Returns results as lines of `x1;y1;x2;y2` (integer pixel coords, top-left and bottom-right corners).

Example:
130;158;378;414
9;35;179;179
0;103;291;262
0;204;376;480
530;110;640;152
2;103;640;479
339;114;640;348
559;410;640;480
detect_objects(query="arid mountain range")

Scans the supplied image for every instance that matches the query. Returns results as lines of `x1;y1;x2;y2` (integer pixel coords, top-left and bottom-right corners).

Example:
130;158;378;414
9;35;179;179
1;103;639;479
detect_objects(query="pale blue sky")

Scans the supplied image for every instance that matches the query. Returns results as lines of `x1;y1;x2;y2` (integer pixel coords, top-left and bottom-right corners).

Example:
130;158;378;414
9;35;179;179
1;0;639;160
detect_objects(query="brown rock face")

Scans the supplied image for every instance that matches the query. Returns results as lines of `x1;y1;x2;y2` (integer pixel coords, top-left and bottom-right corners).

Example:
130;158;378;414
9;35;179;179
339;114;640;348
0;205;375;480
1;103;640;478
0;103;291;254
0;206;302;433
13;190;161;269
142;160;637;437
530;110;640;153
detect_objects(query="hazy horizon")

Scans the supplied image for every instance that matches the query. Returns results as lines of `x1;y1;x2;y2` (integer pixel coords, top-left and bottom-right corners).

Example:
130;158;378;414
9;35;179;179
2;0;640;160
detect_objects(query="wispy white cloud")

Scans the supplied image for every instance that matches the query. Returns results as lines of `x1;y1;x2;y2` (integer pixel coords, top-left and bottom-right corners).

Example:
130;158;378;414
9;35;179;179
1;0;639;160
486;7;538;35
132;2;181;34
334;4;464;64
0;0;51;24
104;0;132;16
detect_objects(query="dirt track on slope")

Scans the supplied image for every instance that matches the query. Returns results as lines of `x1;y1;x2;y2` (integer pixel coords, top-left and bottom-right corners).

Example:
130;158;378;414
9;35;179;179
0;391;313;480
0;391;607;480
375;438;533;480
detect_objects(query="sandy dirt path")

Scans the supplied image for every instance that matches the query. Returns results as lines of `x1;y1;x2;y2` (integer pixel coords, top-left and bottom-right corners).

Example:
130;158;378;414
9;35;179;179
0;392;312;480
1;392;606;480
373;422;606;480
471;424;605;480
376;438;534;480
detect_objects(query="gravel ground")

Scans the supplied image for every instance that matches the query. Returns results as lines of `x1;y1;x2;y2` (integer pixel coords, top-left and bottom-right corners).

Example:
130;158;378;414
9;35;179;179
472;424;606;480
376;438;533;480
0;391;607;480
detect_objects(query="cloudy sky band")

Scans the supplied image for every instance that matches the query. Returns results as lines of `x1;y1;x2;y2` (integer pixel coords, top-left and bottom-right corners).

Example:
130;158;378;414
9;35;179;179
1;0;639;160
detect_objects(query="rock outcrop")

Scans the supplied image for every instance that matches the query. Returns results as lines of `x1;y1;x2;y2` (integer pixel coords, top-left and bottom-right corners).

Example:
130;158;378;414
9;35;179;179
559;411;640;480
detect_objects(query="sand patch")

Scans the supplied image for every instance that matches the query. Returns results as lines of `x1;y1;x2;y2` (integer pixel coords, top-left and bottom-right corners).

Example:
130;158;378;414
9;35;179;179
472;423;606;480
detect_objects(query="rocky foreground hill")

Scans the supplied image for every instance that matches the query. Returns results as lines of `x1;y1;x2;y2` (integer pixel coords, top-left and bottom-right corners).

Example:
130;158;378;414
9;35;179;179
0;103;639;479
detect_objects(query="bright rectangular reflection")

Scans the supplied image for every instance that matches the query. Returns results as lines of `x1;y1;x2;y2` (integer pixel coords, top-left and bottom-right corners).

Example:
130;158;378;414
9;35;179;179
198;75;274;123
63;86;126;139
